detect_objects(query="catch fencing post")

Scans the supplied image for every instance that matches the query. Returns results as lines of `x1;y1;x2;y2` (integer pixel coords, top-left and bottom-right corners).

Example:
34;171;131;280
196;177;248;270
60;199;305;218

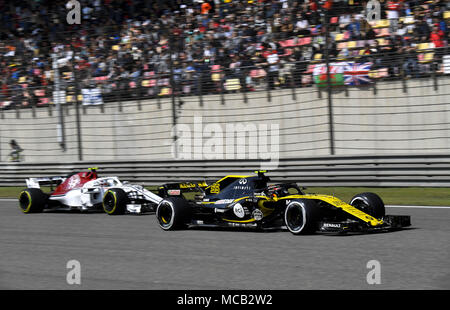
52;53;66;152
220;74;225;105
241;67;248;103
198;71;204;107
432;59;438;91
320;4;335;155
290;64;297;101
266;65;272;102
72;53;83;161
168;30;178;158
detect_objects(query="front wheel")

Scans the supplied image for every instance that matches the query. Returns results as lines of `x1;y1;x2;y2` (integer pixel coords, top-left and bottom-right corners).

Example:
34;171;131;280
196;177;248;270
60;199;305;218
156;197;191;230
350;192;385;219
284;199;319;235
103;188;128;215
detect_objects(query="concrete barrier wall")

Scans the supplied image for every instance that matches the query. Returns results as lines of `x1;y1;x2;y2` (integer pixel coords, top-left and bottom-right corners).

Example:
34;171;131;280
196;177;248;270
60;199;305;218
332;78;450;154
0;77;449;163
0;99;174;162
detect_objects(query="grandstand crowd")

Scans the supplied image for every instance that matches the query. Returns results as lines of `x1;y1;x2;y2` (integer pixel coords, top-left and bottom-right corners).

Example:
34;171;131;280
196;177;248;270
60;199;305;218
0;0;449;107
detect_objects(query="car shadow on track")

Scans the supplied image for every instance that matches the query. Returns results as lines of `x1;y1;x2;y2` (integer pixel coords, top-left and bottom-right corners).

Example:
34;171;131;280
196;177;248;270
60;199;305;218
183;225;418;236
41;210;155;216
323;227;418;237
187;225;287;234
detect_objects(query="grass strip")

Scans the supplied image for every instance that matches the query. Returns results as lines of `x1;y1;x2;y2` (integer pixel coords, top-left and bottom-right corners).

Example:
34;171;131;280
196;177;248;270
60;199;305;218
1;186;448;206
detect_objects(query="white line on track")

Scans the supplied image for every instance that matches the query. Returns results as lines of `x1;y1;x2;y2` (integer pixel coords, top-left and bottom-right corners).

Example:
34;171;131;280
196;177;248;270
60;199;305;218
386;205;450;209
0;198;449;209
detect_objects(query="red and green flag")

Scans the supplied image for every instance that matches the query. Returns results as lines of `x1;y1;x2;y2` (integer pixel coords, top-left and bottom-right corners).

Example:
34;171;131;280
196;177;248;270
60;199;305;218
313;62;345;87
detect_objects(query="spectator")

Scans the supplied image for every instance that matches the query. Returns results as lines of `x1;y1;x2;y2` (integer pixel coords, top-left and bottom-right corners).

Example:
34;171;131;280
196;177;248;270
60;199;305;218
294;13;310;37
415;16;431;42
369;40;383;69
266;47;280;90
360;43;373;63
200;1;212;15
430;25;445;48
346;15;361;40
402;40;419;78
0;0;447;108
386;0;402;34
361;19;377;40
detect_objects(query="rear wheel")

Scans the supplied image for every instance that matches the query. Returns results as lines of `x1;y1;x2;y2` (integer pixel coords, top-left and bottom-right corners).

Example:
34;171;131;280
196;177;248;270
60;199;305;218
350;192;385;219
284;199;319;235
156;197;191;230
103;188;128;215
19;188;47;213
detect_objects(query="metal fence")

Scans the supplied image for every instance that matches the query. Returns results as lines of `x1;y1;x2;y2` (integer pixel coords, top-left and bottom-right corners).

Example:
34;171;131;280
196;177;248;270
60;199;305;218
0;74;449;163
2;154;450;187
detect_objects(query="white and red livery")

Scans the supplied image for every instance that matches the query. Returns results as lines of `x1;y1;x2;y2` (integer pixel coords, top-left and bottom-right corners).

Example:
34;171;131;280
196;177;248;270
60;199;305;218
18;168;162;214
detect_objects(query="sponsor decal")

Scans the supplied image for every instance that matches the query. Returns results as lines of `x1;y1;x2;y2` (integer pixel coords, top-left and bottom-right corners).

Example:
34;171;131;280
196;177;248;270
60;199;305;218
227;222;257;228
68;175;80;188
233;186;251;190
215;199;234;204
238;178;248;185
252;209;264;221
168;189;181;195
179;182;206;188
233;203;245;218
323;223;341;228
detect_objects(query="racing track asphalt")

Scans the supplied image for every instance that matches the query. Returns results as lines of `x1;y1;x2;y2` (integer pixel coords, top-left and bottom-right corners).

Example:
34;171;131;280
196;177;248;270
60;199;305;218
0;200;449;290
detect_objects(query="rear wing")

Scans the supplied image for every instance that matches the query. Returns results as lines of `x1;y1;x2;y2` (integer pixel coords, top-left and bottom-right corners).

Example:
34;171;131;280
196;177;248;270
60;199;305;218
158;181;209;198
26;177;66;189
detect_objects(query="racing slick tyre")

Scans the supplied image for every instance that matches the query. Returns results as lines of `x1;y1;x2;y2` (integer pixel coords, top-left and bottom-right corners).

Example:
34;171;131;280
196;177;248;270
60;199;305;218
156;197;191;230
19;188;47;213
284;199;320;235
103;188;128;215
350;192;385;219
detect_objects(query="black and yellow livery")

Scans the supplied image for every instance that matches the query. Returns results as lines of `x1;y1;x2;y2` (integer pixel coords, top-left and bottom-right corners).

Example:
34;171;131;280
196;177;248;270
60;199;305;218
155;171;411;234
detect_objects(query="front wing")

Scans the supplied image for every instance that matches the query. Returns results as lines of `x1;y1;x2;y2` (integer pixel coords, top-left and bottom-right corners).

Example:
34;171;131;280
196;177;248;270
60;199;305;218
319;215;411;234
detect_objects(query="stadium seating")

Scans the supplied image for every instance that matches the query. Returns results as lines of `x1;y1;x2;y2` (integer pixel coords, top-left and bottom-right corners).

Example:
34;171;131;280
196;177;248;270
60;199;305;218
0;0;447;108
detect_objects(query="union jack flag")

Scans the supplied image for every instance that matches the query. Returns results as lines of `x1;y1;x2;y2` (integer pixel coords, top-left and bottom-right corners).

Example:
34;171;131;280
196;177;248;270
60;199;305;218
343;62;373;86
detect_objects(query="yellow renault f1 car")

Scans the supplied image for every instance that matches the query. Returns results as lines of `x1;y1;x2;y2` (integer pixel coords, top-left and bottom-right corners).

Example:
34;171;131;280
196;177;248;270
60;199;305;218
155;171;411;234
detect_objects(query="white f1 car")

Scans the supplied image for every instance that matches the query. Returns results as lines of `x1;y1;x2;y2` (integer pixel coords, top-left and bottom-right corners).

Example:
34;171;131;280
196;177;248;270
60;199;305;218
18;168;162;214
